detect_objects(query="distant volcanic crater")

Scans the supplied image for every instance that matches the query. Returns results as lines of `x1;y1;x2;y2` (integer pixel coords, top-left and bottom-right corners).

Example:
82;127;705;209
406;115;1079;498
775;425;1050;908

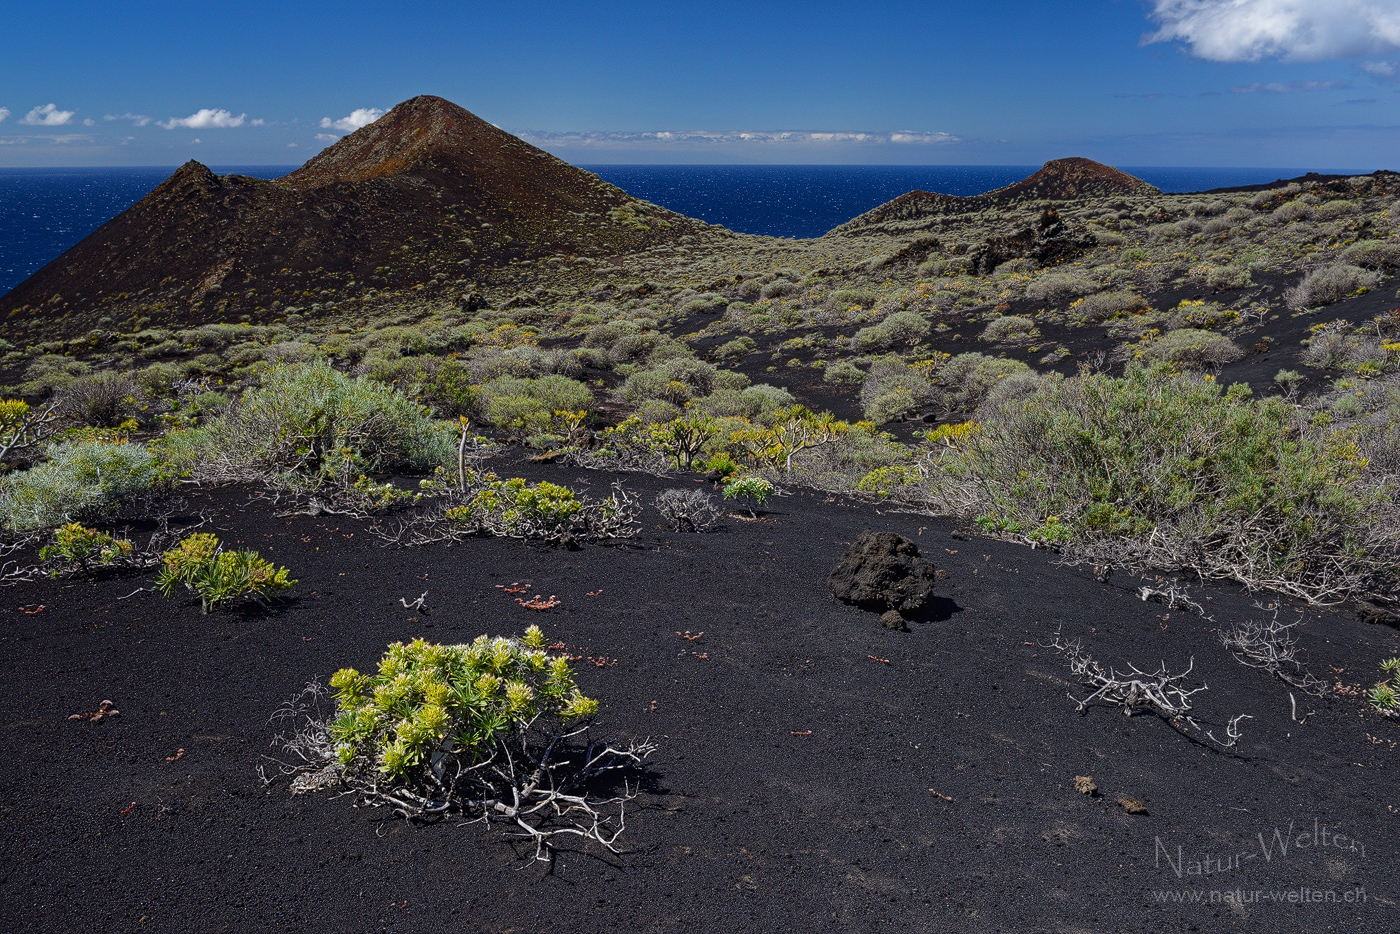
0;95;705;336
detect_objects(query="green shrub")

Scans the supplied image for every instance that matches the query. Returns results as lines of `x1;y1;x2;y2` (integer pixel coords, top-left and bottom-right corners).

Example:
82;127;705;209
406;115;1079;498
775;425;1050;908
1167;300;1239;331
934;353;1033;414
1025;272;1095;304
329;628;597;780
480;374;592;434
1070;291;1146;323
435;474;632;542
850;325;891;353
21;355;92;396
980;315;1038;343
1341;240;1400;270
929;368;1388;602
823;360;865;385
156;532;295;613
880;311;930;347
39;522;134;567
714;336;757;359
0;440;156;532
1133;329;1244;369
860;359;933;423
298;629;652;840
198;360;454;485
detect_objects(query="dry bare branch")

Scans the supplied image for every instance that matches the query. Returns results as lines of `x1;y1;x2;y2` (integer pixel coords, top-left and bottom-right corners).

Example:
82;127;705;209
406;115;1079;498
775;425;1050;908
1218;605;1327;695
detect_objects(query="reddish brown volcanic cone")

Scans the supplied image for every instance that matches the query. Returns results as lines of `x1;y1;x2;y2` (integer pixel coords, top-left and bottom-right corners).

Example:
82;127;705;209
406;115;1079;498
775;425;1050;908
831;157;1159;233
0;96;699;335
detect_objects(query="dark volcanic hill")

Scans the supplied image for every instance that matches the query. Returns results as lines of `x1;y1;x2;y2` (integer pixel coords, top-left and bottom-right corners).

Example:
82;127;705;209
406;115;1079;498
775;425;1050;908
829;157;1159;234
0;96;706;336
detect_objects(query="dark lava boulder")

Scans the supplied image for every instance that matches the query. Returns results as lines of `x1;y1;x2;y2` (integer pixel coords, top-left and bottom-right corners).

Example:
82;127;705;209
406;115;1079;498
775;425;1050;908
827;531;938;615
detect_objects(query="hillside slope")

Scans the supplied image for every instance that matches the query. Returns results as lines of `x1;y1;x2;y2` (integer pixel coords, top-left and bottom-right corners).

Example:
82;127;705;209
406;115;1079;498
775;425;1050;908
0;96;705;336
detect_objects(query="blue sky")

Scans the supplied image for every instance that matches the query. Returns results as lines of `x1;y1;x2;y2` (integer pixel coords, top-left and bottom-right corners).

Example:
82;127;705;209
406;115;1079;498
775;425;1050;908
2;0;1398;168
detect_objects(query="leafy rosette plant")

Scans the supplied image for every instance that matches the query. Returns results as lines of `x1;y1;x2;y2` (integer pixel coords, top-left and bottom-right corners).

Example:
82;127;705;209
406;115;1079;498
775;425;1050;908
40;522;134;568
156;532;296;613
303;627;653;854
1370;658;1400;719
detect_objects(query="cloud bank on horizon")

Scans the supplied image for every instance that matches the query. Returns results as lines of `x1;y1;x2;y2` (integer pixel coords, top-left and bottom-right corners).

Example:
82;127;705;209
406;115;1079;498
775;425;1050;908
1148;0;1400;62
516;129;959;151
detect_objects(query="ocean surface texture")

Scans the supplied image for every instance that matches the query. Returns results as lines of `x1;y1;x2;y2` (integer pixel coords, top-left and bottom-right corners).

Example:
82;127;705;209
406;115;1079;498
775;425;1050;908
0;164;1346;297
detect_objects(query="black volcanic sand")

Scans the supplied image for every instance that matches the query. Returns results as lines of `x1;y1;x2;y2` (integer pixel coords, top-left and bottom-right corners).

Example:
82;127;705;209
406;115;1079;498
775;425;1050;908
3;465;1398;933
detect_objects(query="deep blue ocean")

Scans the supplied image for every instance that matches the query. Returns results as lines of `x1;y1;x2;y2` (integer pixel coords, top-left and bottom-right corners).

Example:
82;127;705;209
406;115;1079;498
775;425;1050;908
0;164;1355;297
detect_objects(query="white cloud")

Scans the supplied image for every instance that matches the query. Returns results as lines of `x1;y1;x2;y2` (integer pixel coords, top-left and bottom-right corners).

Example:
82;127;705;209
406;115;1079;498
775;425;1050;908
320;108;384;132
890;131;959;144
83;117;94;126
159;108;246;130
1231;79;1352;91
191;138;201;144
251;118;266;126
0;108;9;124
105;112;152;126
20;103;75;126
1362;58;1398;74
315;132;339;142
288;142;298;147
516;128;960;148
1147;0;1400;62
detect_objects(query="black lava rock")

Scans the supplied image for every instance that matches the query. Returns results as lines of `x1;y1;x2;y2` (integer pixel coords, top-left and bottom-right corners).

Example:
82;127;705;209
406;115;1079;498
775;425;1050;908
879;610;909;631
827;530;938;614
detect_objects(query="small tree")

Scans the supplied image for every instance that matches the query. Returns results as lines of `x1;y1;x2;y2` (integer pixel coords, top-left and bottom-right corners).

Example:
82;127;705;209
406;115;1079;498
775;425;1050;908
0;399;60;465
648;413;719;469
722;475;774;518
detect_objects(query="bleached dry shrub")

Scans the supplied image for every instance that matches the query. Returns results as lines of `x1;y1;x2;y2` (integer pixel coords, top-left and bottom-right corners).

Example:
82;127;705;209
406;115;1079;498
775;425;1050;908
654;488;721;532
1219;607;1326;694
1134;329;1244;369
1285;264;1379;308
55;373;143;428
1025;272;1096;304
